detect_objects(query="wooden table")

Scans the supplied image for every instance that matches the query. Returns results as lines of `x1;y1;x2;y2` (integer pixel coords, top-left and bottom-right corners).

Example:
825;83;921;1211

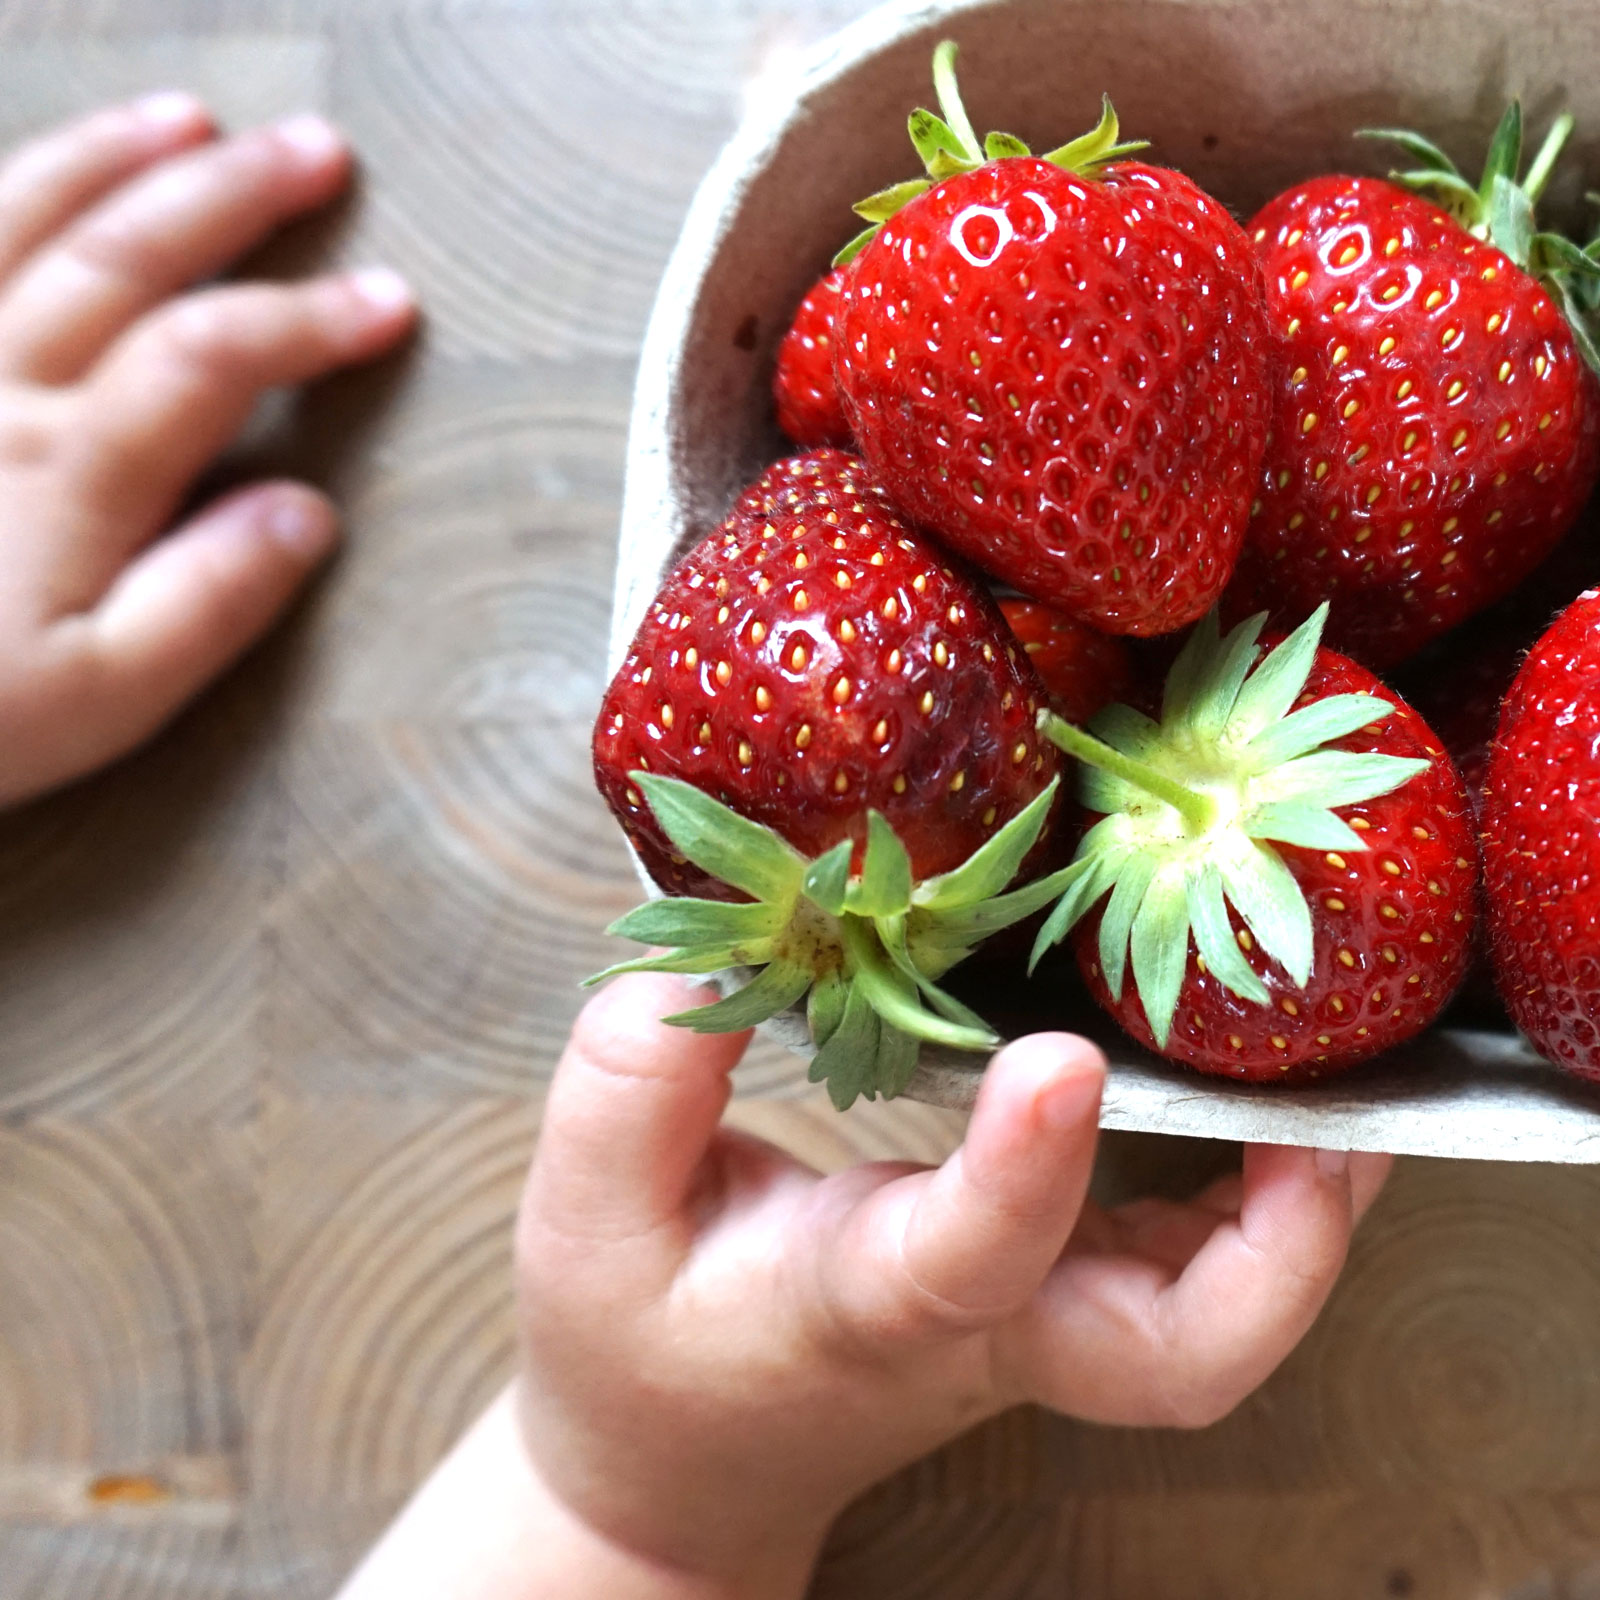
4;4;1600;1596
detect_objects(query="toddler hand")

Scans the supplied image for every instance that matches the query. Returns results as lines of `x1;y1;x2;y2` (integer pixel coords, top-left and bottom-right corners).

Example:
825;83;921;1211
515;973;1391;1596
0;94;415;804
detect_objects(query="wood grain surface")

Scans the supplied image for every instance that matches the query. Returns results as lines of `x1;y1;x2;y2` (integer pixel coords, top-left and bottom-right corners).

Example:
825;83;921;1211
2;4;1600;1598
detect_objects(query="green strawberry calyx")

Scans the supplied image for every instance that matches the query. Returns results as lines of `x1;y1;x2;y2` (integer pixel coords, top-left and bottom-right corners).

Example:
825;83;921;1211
1030;605;1430;1050
833;39;1148;266
1360;104;1600;369
590;774;1086;1109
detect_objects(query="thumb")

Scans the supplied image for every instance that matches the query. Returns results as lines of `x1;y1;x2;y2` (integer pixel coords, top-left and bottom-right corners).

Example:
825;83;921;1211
525;972;751;1243
825;1031;1106;1343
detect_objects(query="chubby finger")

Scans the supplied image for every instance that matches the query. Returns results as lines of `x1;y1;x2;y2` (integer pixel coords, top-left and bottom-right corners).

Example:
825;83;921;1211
0;95;213;286
0;115;350;383
527;974;752;1243
824;1033;1105;1344
67;269;414;568
1013;1141;1360;1427
0;481;340;803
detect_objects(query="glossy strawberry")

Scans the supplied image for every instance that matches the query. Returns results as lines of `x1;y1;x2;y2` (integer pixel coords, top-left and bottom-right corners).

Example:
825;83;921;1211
999;598;1131;725
831;43;1272;637
1227;107;1600;669
1034;607;1477;1080
1483;590;1600;1079
592;451;1077;1108
774;267;851;448
1401;519;1600;809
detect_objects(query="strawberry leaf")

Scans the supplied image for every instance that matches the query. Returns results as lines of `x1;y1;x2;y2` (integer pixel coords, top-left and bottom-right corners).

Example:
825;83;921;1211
663;959;814;1032
1255;750;1430;808
832;225;879;269
584;941;776;985
606;896;781;948
1244;693;1393;768
1186;864;1270;1006
1356;126;1462;176
802;839;853;916
985;130;1032;160
914;777;1059;911
1225;605;1327;740
1098;852;1158;1000
845;812;913;919
808;981;881;1109
1042;94;1149;176
808;967;849;1048
1130;866;1191;1047
1218;838;1313;987
852;178;931;225
1479;101;1524;208
1031;607;1436;1018
635;774;805;902
843;919;999;1052
908;108;972;173
1244;801;1367;853
1489;171;1534;268
874;1018;921;1099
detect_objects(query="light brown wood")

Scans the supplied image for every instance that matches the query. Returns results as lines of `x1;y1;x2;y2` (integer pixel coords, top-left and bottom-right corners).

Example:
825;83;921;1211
3;5;1600;1598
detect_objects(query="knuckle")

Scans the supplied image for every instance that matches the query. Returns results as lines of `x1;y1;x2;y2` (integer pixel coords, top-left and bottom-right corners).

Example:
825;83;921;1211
1156;1371;1239;1430
152;292;258;372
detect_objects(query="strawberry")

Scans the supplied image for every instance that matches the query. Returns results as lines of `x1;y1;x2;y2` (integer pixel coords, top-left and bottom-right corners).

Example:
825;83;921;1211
831;42;1272;637
1226;106;1600;670
592;450;1077;1107
773;267;852;448
1033;605;1477;1080
999;598;1131;725
1402;516;1600;808
1482;589;1600;1079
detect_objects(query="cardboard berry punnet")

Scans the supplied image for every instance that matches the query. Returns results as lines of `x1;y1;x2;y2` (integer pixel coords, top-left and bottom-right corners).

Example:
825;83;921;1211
608;0;1600;1162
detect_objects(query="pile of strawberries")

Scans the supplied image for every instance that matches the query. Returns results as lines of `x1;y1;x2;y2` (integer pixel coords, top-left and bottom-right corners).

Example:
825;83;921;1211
592;43;1600;1108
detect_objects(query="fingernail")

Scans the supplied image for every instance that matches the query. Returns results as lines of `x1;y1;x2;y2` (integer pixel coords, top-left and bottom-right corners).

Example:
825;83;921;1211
349;266;415;315
134;90;205;127
1314;1147;1351;1180
274;113;343;162
266;492;337;560
1037;1063;1103;1131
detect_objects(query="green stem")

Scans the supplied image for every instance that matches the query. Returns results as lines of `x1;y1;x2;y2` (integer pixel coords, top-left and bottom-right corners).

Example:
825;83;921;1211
931;40;982;162
1524;111;1574;203
1039;711;1217;833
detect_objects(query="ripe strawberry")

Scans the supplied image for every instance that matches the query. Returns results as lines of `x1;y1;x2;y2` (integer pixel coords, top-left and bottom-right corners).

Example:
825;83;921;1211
1401;516;1600;808
592;450;1077;1107
774;267;852;448
1227;106;1600;669
999;598;1131;725
1034;605;1477;1080
1483;589;1600;1079
831;42;1272;637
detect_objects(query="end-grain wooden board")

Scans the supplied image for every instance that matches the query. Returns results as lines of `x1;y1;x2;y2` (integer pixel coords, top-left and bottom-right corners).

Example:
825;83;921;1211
2;4;1600;1597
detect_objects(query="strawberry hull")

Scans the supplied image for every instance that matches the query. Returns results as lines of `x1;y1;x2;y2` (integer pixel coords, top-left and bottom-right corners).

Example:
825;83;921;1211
617;0;1600;1162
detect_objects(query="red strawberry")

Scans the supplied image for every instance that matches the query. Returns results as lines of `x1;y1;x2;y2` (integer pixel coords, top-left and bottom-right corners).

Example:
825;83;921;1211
1227;106;1600;670
774;267;852;448
1033;605;1477;1080
592;450;1077;1107
1482;589;1600;1079
999;598;1131;725
1401;515;1600;809
831;42;1272;637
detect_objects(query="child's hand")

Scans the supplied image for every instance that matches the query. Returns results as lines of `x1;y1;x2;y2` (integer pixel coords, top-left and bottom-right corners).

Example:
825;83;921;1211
512;973;1391;1597
0;94;415;805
